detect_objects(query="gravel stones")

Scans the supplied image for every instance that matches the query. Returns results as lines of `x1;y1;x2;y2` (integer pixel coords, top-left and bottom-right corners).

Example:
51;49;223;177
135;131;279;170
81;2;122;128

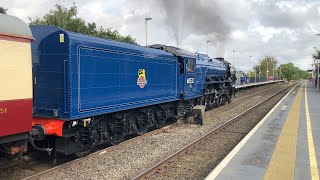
0;82;290;180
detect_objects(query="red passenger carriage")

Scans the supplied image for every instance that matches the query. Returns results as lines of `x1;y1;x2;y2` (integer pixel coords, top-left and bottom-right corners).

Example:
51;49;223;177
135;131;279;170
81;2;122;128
0;14;34;165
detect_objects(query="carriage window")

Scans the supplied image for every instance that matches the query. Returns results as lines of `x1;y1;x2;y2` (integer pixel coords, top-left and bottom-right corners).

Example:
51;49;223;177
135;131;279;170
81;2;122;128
186;59;195;72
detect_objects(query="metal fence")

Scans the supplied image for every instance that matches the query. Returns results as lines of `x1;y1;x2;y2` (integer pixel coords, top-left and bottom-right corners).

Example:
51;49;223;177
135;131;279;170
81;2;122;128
236;76;281;85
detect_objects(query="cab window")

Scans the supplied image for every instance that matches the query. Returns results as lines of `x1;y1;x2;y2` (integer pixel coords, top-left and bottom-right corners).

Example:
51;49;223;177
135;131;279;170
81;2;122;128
186;59;195;72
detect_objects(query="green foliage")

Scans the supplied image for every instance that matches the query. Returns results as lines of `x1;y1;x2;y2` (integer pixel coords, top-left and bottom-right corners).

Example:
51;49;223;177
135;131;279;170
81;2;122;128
29;4;136;44
278;63;309;80
254;56;278;78
246;71;256;77
251;56;308;80
0;6;7;14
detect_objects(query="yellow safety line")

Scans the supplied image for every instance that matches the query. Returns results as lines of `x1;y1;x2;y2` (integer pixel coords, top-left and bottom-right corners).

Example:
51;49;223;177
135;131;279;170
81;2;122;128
305;82;320;180
264;83;303;180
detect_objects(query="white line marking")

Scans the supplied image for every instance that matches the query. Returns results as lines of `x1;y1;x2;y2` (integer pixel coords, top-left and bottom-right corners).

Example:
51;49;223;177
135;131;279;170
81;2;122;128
305;82;319;180
204;83;299;180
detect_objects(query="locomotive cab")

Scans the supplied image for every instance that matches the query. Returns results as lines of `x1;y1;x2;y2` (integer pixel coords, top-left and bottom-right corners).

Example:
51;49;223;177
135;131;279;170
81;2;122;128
0;14;34;165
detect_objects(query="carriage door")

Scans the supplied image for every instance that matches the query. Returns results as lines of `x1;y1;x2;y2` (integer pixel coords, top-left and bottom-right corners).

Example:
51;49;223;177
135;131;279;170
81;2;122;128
184;58;196;98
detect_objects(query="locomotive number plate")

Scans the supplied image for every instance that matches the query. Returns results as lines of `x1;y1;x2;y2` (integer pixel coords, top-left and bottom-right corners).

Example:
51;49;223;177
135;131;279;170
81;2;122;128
187;78;194;84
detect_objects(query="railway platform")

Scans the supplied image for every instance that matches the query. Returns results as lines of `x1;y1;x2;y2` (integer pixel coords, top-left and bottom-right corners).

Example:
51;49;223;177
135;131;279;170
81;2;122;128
235;80;285;90
206;81;320;180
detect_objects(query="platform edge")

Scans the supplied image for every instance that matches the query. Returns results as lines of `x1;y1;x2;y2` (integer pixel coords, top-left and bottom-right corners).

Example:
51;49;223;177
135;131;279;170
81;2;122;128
204;82;299;180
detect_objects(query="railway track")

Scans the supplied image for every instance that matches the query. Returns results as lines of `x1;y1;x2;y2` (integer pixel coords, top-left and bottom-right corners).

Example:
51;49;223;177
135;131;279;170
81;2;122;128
131;83;296;180
0;122;175;180
0;82;288;180
16;123;174;180
232;82;282;103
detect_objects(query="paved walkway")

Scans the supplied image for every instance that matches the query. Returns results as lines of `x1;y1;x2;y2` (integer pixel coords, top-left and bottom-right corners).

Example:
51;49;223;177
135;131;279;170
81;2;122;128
206;81;320;180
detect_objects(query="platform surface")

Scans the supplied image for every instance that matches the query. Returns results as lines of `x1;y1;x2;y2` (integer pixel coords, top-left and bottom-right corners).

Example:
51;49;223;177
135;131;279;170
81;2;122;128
206;81;320;180
235;80;284;89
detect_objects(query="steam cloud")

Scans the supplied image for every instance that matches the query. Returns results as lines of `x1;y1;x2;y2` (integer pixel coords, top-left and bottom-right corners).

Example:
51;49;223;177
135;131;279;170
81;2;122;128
157;0;231;56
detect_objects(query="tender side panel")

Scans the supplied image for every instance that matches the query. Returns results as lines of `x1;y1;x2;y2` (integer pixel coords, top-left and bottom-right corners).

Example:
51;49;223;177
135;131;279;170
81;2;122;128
0;38;32;137
31;29;69;118
77;46;178;112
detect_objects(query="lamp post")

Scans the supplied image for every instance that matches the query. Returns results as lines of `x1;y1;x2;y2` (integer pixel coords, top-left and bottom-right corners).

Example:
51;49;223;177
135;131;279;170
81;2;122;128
272;60;275;80
259;59;261;80
145;17;152;46
313;47;317;87
276;65;278;80
311;63;314;79
315;36;320;88
318;60;320;90
249;56;252;83
206;40;211;54
279;66;282;80
317;59;320;90
232;50;235;65
311;53;315;79
267;61;269;81
255;61;257;83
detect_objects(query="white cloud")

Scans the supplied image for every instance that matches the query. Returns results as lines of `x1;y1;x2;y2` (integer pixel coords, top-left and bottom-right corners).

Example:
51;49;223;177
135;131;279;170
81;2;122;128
1;0;319;71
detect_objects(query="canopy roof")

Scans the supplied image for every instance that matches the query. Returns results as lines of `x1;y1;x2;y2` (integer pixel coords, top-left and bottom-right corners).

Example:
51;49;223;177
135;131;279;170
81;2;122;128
0;14;33;39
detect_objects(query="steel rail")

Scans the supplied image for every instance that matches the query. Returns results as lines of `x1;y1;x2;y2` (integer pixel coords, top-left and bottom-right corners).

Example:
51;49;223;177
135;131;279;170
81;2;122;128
22;82;287;180
22;124;173;180
232;82;282;104
131;83;295;180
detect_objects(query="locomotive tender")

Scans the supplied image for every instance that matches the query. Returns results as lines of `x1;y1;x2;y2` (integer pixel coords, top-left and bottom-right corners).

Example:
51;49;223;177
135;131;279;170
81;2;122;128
0;13;235;160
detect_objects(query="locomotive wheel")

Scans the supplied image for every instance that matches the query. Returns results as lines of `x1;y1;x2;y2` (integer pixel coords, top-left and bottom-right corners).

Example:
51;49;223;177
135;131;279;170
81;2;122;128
72;148;92;158
136;127;148;136
130;112;150;136
154;108;167;128
109;136;125;145
219;96;225;106
108;116;125;145
217;94;225;106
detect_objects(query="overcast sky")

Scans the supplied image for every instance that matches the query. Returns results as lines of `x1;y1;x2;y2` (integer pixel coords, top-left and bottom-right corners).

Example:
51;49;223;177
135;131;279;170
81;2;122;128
2;0;320;71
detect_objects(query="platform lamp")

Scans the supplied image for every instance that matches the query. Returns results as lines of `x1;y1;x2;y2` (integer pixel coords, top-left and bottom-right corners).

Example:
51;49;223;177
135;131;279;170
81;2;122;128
145;17;152;46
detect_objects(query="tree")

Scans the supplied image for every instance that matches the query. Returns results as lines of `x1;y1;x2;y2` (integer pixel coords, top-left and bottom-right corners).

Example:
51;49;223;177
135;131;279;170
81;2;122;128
0;6;7;14
29;4;136;44
278;63;309;80
254;56;278;78
246;71;255;77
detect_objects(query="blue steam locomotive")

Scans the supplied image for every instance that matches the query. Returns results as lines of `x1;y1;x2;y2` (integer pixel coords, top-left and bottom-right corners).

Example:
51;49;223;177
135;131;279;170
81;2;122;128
30;25;235;157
